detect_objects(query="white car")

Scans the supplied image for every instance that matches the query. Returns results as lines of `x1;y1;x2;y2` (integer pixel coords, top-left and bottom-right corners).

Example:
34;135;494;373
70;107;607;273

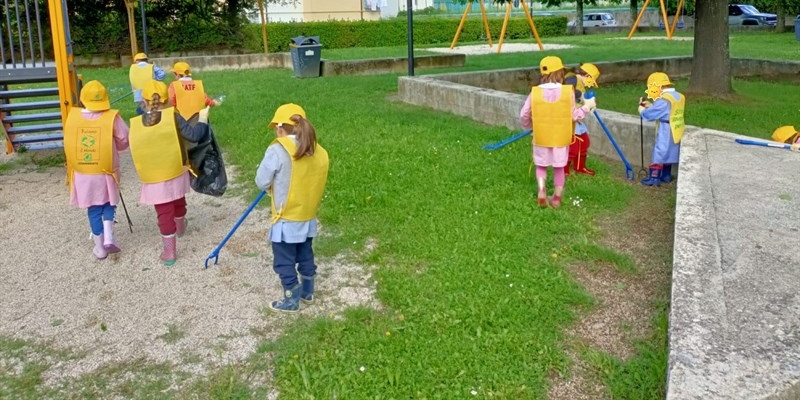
728;4;777;26
568;12;617;28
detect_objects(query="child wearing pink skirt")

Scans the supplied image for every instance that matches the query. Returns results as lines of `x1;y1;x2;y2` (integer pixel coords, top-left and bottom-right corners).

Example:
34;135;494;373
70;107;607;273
519;56;593;208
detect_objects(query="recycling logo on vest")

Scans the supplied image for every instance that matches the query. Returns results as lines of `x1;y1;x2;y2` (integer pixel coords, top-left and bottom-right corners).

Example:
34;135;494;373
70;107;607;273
78;127;100;164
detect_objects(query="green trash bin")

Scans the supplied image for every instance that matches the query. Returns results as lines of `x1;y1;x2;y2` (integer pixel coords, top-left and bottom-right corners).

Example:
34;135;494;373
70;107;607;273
289;36;322;78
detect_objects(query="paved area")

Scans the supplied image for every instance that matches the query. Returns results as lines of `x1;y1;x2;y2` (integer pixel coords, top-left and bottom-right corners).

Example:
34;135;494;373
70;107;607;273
426;42;574;55
668;129;800;399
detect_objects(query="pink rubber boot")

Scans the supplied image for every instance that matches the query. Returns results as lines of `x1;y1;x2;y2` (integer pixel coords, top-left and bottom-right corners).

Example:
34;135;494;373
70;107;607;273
160;234;176;266
92;234;107;260
102;220;121;253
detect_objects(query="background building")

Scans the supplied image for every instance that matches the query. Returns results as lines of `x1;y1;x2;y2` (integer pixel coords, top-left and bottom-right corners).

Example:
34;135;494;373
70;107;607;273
252;0;436;22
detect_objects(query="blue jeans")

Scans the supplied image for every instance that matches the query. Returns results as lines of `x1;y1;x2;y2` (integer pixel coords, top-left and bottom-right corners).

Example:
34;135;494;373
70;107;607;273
87;203;116;235
271;238;316;290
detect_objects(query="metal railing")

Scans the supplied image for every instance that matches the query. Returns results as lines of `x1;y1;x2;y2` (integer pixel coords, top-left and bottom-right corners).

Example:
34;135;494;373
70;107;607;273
0;0;49;69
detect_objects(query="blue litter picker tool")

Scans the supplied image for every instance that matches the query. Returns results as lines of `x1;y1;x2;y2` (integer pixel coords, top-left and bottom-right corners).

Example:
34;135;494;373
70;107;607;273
483;129;532;151
735;138;794;150
585;90;635;181
205;191;266;268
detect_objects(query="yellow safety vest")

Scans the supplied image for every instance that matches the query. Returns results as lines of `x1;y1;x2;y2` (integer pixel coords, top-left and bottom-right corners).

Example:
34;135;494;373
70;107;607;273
129;108;187;183
663;92;686;144
269;136;329;223
172;79;206;120
531;86;574;148
129;63;154;91
63;108;118;184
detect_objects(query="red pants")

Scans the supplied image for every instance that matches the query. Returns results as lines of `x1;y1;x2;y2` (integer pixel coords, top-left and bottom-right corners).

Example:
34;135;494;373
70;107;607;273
154;197;187;235
568;133;591;160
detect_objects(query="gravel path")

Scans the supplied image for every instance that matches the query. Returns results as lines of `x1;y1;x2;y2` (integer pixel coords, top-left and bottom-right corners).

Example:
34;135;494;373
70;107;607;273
0;150;378;388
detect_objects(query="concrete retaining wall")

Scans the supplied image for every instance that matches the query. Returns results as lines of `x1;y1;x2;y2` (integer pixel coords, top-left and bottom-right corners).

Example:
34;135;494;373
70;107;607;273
321;54;465;76
114;53;464;76
152;53;292;73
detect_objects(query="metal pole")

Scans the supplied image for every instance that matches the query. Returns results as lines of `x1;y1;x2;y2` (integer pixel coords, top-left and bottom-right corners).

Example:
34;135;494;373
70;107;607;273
118;189;133;233
406;0;414;76
139;0;148;54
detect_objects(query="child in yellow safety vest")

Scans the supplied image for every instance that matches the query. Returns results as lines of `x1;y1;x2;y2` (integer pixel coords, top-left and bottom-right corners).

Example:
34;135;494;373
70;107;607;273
129;52;166;115
63;80;130;260
128;80;211;266
638;72;685;186
168;61;219;121
256;104;329;313
519;56;593;208
563;63;601;176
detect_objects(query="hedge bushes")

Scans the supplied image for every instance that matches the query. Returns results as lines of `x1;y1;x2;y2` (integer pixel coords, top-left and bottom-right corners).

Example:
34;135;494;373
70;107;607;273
70;14;566;56
243;16;567;53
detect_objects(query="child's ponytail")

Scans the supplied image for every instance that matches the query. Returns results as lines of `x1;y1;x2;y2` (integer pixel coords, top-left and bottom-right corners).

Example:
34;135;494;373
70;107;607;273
289;114;317;159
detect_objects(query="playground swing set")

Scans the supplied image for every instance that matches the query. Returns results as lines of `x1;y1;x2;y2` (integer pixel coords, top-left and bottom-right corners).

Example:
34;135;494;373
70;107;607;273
628;0;690;40
449;0;545;53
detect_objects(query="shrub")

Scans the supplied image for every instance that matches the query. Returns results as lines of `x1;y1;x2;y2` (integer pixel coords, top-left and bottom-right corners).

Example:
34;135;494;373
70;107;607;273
243;16;567;53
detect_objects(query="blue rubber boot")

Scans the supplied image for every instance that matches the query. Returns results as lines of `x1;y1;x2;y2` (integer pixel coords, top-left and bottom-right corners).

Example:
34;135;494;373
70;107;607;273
300;275;315;305
270;284;301;313
660;164;673;183
640;165;662;187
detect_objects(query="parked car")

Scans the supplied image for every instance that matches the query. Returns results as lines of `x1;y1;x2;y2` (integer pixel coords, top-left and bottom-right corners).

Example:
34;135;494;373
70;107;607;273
728;4;777;26
567;12;617;28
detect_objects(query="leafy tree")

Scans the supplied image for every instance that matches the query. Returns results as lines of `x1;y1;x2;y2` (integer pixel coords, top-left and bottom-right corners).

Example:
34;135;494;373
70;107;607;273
663;0;695;15
66;0;266;54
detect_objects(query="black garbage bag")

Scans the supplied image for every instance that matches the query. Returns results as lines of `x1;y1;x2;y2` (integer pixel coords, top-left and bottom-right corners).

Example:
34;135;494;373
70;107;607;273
187;125;227;197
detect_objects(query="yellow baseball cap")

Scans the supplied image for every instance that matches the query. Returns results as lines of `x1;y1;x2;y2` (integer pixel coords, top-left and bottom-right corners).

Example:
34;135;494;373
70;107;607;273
133;52;148;61
579;63;600;88
142;80;169;103
171;61;191;76
269;103;306;129
79;80;110;112
539;56;564;74
772;126;798;144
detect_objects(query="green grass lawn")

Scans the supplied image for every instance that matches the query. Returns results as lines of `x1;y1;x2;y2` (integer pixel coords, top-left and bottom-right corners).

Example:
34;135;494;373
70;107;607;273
2;31;798;398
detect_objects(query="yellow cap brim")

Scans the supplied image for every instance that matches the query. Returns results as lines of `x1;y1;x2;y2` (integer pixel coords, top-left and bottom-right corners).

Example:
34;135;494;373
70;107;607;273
84;99;110;112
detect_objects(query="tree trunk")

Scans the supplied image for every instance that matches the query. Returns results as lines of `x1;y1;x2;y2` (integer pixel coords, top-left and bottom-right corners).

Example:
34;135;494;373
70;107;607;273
687;0;733;97
576;0;584;35
776;1;786;34
630;0;638;27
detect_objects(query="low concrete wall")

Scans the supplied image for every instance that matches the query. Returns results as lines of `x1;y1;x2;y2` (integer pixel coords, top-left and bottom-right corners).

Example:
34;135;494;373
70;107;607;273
426;57;697;94
138;53;464;76
152;53;291;73
321;54;465;76
732;58;800;80
668;130;800;400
